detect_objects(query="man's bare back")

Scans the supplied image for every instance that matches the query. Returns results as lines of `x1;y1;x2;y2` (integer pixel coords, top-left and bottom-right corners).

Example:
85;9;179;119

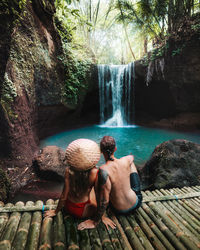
77;136;142;230
100;155;138;210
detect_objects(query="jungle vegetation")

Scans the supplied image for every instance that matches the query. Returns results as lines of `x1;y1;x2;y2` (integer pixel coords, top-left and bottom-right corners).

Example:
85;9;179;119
55;0;200;64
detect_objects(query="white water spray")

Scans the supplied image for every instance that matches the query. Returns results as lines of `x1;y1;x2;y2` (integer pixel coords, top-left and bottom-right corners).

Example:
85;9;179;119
98;63;135;127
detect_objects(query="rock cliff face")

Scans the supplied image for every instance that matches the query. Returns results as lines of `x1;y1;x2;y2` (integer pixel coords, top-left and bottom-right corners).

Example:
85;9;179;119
0;0;71;191
134;32;200;130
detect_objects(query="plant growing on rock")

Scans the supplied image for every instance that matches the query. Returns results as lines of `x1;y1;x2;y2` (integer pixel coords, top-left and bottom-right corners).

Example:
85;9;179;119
54;0;93;108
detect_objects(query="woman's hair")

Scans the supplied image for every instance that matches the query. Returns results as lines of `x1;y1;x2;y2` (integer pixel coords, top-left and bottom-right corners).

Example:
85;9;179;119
69;168;91;199
100;136;116;161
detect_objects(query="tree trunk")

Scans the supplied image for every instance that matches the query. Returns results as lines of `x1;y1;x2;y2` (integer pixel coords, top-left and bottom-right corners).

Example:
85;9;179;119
143;37;148;54
117;0;136;60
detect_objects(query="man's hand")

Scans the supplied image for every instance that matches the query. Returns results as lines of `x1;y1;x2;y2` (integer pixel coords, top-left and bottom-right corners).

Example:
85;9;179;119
78;219;98;230
102;216;116;230
44;210;56;218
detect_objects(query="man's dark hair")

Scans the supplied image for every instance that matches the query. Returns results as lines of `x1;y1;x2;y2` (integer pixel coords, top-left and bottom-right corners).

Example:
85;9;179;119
100;136;116;161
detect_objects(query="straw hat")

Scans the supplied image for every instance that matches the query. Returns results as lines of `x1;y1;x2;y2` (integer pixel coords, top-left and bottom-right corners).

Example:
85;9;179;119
66;139;100;171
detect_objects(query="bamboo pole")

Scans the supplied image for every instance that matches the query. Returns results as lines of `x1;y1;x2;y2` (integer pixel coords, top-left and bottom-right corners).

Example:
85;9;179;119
25;200;43;250
177;188;200;209
103;212;123;250
107;225;123;250
117;215;145;250
148;201;199;250
134;209;167;250
193;197;200;205
39;199;54;250
166;188;200;224
137;207;175;250
88;227;102;250
147;190;200;248
182;199;200;215
127;214;154;250
108;211;132;250
142;192;200;203
78;223;91;250
141;203;186;250
0;201;22;249
192;186;200;192
0;202;9;237
158;196;200;238
159;189;200;229
64;215;79;249
12;201;33;250
53;209;66;250
177;199;200;220
0;205;57;213
97;220;114;249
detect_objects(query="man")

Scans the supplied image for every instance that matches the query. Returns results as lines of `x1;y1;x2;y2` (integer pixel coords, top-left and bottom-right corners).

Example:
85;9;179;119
78;136;142;230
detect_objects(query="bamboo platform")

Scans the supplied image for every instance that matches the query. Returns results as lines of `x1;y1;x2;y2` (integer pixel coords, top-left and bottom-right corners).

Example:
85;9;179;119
0;186;200;250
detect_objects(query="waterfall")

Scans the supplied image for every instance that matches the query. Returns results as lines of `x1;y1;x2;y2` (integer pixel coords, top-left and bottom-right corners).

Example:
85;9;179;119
98;62;135;127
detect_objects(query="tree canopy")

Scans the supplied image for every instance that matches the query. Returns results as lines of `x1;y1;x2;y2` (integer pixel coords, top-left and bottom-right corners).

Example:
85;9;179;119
55;0;200;64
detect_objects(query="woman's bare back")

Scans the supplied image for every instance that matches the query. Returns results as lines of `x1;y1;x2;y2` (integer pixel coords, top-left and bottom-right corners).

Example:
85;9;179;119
68;167;98;203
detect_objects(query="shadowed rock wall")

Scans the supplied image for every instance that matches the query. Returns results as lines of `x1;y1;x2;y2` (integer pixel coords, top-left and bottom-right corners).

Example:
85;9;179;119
0;0;67;191
134;33;200;130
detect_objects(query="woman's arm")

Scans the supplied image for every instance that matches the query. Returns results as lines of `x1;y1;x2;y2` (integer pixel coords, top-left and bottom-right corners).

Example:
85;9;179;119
45;168;70;217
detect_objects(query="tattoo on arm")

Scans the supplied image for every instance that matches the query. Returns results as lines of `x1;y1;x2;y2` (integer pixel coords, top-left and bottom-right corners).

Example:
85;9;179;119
98;169;108;186
94;169;110;222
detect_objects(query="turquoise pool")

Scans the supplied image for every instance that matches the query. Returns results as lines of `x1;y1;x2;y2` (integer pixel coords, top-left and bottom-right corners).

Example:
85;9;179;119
40;125;200;165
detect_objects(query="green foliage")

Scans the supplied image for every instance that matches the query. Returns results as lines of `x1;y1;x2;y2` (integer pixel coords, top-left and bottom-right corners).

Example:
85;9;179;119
1;73;17;103
191;23;200;31
59;44;92;106
150;46;165;60
54;0;92;107
1;73;18;120
172;44;186;57
0;0;27;16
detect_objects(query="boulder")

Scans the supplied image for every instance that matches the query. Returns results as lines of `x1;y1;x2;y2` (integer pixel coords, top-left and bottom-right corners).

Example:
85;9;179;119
34;146;67;181
0;168;10;202
141;139;200;189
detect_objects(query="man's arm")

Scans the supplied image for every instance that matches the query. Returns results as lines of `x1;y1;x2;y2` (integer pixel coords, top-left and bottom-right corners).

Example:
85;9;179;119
78;168;116;230
94;168;111;223
45;168;69;217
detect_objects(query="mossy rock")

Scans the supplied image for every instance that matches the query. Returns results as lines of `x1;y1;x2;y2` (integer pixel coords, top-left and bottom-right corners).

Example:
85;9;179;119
141;139;200;190
0;168;10;202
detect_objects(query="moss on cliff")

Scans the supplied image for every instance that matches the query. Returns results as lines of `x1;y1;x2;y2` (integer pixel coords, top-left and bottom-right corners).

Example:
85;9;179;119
54;2;93;109
1;73;18;121
59;44;92;108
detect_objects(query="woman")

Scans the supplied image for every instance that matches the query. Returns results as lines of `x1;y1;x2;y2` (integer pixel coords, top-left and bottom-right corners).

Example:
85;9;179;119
45;138;100;218
45;138;116;229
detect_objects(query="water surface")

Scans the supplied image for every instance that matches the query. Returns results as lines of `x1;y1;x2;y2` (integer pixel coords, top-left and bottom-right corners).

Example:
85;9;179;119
40;125;200;165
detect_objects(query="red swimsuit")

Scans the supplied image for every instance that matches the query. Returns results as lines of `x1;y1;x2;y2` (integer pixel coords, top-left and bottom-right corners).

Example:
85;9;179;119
65;199;91;218
64;169;99;218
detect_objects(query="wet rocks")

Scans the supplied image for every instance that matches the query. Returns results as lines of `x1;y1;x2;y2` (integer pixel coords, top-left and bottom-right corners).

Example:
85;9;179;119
141;139;200;189
34;146;67;181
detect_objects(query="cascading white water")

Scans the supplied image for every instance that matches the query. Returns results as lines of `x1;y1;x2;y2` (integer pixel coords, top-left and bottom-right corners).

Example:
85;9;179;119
98;62;135;127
